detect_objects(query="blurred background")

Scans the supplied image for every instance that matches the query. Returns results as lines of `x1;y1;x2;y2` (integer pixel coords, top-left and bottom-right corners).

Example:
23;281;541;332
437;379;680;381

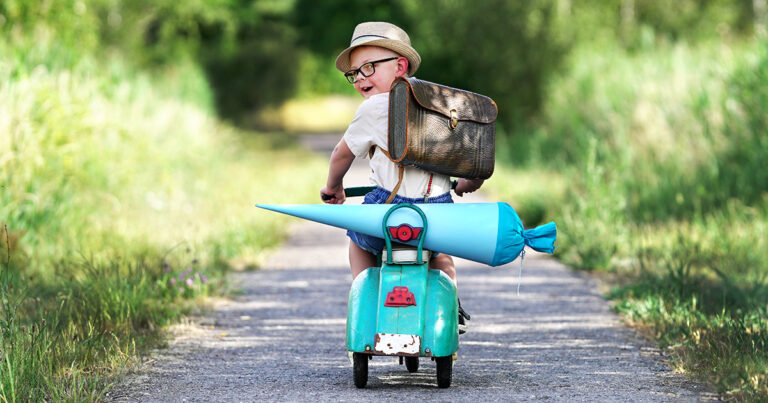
0;0;766;401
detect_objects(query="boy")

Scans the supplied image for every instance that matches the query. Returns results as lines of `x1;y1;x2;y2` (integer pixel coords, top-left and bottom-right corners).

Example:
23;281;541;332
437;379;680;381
320;22;482;330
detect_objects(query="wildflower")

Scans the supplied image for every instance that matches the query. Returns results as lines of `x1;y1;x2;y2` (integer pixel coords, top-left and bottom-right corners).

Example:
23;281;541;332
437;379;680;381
170;277;177;285
200;274;208;284
186;278;193;287
178;287;184;293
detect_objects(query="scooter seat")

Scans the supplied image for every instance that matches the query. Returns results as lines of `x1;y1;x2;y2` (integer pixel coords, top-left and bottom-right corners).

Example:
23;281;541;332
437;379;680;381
382;245;431;264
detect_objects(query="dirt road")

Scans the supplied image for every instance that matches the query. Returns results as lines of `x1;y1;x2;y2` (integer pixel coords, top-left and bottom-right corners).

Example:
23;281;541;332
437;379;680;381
109;134;716;402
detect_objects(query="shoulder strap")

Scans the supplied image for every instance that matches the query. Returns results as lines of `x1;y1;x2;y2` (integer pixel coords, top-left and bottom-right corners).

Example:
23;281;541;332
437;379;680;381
369;145;392;159
384;165;404;204
369;146;402;204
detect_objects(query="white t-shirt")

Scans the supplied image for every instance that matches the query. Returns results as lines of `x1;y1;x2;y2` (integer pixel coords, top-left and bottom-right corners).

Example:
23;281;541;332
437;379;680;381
343;92;451;199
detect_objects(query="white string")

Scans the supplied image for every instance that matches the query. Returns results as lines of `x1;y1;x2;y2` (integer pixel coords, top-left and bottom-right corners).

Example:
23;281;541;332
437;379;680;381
517;249;526;296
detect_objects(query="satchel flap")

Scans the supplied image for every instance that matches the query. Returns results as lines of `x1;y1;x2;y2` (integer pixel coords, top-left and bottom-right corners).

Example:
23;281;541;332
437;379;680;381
393;77;498;124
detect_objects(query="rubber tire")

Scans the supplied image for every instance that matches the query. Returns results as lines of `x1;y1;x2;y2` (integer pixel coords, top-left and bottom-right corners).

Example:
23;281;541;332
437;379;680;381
435;356;452;388
353;353;368;388
405;356;419;373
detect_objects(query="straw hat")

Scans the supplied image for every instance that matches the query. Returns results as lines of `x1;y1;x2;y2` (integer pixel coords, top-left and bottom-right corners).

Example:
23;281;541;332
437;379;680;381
335;22;421;76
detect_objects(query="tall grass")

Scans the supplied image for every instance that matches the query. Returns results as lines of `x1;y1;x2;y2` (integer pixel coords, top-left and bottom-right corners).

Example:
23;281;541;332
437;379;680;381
0;40;326;400
487;39;768;400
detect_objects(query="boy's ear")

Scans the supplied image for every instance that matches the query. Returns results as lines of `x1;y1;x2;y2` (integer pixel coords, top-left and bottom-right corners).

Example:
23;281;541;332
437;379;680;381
396;57;409;77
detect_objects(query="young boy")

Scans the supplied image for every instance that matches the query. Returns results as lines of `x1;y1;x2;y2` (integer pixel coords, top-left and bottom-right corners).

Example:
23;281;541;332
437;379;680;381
320;22;482;330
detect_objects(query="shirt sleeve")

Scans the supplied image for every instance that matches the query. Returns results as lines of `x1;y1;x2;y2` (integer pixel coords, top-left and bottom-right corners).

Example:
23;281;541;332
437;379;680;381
343;95;388;158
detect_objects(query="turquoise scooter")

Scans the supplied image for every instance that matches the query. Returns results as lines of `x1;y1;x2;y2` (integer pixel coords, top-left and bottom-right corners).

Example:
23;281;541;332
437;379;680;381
344;196;458;388
260;185;557;389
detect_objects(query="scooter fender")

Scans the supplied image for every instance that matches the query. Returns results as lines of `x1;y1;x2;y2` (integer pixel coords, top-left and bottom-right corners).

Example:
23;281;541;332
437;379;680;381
346;266;459;357
346;267;380;352
422;269;459;357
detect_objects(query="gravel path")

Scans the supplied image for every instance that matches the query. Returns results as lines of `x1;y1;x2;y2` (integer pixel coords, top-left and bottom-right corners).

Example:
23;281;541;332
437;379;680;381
109;134;717;402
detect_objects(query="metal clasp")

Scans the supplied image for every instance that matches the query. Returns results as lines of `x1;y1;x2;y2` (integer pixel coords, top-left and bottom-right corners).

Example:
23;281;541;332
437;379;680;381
449;109;458;130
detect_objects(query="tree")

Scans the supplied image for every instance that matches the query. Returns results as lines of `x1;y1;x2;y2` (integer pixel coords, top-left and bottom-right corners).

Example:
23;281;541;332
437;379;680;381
403;0;570;128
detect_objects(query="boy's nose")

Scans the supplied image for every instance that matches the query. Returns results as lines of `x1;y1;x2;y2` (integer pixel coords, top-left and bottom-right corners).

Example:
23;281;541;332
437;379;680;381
353;71;367;83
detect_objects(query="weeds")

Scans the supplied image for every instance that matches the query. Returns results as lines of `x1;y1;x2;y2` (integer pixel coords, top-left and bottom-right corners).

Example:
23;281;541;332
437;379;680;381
489;39;768;400
0;39;325;400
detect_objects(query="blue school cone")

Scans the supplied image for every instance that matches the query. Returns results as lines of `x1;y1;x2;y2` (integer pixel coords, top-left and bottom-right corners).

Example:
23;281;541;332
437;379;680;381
255;202;556;266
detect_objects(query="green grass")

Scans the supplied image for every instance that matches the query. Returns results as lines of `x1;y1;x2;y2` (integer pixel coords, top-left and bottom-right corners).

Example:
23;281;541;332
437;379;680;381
0;42;326;400
487;39;768;401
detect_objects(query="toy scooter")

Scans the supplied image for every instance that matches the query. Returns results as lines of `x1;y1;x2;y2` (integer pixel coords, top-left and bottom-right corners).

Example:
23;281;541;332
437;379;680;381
257;186;557;389
346;199;457;388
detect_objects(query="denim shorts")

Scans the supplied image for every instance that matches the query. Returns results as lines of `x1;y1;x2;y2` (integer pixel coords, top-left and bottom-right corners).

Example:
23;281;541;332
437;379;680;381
347;187;453;255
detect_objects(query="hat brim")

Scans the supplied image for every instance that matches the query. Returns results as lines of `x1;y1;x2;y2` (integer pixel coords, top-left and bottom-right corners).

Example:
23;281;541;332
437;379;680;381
335;38;421;77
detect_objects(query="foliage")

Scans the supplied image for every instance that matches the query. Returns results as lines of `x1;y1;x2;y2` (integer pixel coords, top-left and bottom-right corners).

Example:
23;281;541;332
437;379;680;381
406;0;569;127
610;224;768;400
294;0;570;128
293;0;410;56
202;18;301;120
0;0;303;123
0;41;325;400
2;1;760;126
486;38;768;400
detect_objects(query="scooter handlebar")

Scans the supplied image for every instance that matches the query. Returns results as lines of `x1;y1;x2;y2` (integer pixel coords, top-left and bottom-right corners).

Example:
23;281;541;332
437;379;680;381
321;181;458;201
320;186;374;201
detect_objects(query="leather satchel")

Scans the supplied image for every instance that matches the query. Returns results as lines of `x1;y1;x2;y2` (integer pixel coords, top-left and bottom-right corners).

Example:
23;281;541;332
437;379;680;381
388;77;497;179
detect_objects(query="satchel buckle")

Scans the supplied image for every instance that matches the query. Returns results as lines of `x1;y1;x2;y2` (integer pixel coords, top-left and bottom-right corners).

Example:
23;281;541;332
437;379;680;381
449;109;458;130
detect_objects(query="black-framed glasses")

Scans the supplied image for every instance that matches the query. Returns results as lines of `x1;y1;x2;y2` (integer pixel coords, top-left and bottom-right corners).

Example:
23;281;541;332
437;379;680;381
344;57;399;83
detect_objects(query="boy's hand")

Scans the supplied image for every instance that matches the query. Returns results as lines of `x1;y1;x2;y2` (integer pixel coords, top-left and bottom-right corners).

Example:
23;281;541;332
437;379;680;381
322;139;354;204
454;178;484;197
320;186;346;204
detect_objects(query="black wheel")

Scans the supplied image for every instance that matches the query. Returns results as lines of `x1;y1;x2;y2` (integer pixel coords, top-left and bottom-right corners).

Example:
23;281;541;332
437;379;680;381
353;352;368;388
435;356;452;388
405;356;419;373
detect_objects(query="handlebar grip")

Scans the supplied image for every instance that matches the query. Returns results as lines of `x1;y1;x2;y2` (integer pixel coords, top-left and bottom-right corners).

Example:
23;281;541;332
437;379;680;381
345;186;376;197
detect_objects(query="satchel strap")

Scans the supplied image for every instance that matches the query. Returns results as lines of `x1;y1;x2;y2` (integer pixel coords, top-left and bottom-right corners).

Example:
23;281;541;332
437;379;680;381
369;145;392;159
370;145;404;204
384;165;404;204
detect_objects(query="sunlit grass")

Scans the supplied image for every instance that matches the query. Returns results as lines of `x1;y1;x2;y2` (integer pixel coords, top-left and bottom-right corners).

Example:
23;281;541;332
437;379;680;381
254;95;360;133
482;164;566;228
489;39;768;401
0;46;326;400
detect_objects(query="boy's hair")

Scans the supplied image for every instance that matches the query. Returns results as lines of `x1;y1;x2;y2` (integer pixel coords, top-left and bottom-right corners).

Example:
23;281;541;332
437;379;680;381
336;22;420;76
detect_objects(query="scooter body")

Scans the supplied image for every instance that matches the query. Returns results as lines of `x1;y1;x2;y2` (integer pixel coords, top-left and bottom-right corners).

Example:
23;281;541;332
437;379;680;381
345;203;458;388
346;258;458;358
256;186;557;388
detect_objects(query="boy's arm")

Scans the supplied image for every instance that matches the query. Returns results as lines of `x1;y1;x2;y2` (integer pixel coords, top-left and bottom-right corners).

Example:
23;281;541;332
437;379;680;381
454;178;484;197
320;139;356;204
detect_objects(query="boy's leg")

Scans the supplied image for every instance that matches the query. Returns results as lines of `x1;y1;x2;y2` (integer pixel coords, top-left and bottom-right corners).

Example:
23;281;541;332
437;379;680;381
429;254;456;281
349;241;377;280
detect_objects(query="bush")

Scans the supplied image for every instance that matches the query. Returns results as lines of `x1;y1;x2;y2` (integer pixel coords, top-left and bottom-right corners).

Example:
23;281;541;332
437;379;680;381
293;0;570;129
490;39;768;400
0;41;326;399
